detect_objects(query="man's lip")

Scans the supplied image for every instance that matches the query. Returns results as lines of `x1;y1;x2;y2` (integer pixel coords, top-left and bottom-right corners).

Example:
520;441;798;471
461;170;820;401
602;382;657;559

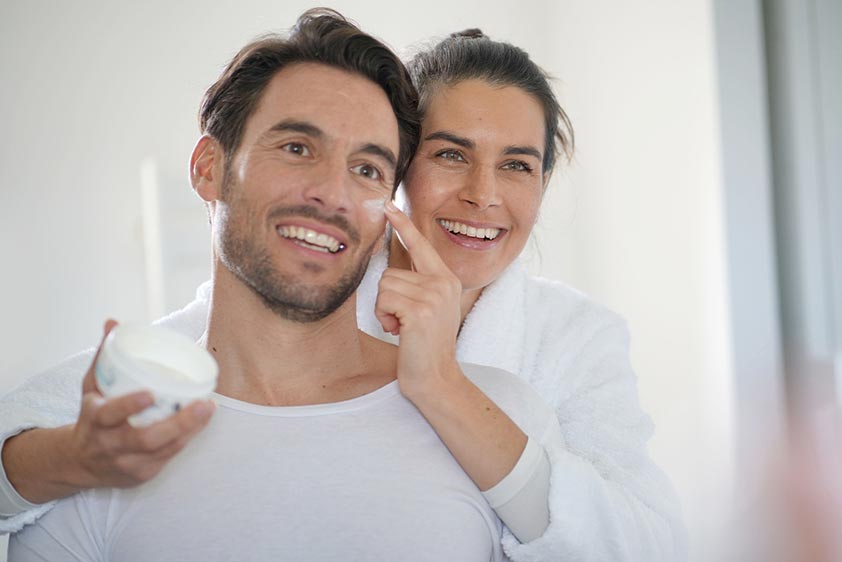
274;219;349;247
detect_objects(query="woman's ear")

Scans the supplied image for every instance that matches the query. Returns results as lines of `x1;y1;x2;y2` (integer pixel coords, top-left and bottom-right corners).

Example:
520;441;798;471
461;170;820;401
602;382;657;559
190;135;224;202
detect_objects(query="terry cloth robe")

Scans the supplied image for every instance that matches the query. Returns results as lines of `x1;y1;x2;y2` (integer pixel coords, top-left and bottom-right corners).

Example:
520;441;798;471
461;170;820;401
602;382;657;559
0;250;687;561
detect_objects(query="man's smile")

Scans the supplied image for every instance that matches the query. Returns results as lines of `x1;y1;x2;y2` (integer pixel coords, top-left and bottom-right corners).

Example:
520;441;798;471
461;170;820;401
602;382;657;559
276;223;347;254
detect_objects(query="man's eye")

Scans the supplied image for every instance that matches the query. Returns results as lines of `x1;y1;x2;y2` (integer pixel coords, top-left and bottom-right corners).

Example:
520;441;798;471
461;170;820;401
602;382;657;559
281;142;310;156
502;160;533;173
435;149;465;162
351;163;382;181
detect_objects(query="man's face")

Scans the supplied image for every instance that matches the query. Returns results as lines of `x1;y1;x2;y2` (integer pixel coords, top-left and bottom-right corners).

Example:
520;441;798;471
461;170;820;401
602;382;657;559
208;63;400;322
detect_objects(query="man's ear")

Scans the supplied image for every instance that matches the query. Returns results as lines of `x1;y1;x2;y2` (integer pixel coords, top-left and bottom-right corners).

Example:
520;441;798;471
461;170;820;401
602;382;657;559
190;135;224;202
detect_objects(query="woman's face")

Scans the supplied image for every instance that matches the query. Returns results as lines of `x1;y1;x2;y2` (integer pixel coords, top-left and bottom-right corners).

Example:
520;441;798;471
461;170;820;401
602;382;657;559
402;79;546;292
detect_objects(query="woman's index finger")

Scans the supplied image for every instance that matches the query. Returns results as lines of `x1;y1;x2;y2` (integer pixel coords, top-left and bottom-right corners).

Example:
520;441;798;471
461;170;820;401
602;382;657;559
384;201;447;274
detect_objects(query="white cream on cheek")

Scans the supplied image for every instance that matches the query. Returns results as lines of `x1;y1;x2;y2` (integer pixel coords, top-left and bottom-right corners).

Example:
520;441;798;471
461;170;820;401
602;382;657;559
361;197;387;222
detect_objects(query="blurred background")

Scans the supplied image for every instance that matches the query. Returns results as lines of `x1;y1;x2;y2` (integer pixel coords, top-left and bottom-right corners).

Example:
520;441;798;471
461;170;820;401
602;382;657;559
0;0;839;560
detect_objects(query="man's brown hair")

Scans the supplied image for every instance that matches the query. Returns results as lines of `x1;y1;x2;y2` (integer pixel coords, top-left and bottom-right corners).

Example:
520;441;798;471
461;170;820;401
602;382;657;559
199;8;419;187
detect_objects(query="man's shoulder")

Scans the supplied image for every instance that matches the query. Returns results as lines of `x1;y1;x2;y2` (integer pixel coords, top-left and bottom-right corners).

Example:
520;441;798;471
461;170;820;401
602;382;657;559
459;362;554;437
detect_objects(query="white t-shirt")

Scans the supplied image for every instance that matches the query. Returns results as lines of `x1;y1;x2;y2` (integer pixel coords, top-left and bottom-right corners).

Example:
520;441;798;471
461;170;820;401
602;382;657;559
9;363;557;562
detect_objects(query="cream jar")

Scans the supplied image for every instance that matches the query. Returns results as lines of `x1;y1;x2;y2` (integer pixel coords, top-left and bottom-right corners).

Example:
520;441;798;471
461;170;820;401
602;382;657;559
95;324;218;426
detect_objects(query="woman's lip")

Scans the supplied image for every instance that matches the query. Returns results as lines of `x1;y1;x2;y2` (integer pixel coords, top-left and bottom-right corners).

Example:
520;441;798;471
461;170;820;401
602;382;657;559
436;221;506;250
436;217;507;230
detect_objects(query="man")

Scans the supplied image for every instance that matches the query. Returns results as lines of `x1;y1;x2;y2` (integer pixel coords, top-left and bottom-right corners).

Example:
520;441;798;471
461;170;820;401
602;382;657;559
7;10;556;561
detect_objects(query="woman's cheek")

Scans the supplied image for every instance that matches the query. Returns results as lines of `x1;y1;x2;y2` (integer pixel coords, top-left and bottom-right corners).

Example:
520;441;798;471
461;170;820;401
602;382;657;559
404;167;456;214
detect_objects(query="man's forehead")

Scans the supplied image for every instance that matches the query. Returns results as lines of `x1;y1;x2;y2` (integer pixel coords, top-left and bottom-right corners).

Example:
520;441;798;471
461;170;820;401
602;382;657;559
248;63;399;147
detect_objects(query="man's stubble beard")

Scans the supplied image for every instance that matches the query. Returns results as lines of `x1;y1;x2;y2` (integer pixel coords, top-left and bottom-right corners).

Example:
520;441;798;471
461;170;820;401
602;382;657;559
217;166;379;323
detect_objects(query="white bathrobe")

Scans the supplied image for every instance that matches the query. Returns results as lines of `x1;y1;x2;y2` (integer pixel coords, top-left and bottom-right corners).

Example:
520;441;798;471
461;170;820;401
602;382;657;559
0;250;686;560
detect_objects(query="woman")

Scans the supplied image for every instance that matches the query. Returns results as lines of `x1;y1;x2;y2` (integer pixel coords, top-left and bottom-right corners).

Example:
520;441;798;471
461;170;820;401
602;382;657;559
0;30;685;560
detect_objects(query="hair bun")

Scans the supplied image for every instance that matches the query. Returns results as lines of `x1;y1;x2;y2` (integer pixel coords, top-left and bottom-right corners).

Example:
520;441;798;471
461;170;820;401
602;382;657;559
450;28;485;39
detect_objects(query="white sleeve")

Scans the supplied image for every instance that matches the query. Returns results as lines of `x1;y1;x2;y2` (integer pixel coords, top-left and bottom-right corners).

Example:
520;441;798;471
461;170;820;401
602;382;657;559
500;318;687;562
0;435;45;517
0;284;211;533
0;351;90;533
482;435;551;543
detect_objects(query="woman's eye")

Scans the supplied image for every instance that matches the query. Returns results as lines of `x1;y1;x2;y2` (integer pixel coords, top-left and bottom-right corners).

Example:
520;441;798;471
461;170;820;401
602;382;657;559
351;163;382;181
502;160;533;173
281;142;310;157
435;149;465;162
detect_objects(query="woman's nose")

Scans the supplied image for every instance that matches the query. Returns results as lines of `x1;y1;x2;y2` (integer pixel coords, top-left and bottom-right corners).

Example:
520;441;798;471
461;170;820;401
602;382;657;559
458;166;502;210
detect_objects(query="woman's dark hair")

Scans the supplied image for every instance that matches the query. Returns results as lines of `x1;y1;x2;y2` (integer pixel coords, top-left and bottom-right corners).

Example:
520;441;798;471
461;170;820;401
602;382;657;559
408;29;573;178
199;8;420;187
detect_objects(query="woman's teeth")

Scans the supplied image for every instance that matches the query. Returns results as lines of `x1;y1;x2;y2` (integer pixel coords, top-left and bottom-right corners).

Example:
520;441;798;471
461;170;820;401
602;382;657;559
438;219;501;240
277;225;343;253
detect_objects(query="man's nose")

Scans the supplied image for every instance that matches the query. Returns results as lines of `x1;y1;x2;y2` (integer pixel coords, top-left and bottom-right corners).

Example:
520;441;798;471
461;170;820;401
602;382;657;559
458;165;502;210
301;159;353;213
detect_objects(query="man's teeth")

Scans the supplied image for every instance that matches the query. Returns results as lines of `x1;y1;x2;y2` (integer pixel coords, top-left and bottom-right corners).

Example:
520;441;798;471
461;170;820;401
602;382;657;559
277;226;343;253
438;219;501;240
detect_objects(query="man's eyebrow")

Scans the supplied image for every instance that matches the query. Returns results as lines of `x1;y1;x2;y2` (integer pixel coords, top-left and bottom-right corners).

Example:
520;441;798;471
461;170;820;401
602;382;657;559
264;119;324;139
424;131;475;149
359;143;397;170
503;145;543;161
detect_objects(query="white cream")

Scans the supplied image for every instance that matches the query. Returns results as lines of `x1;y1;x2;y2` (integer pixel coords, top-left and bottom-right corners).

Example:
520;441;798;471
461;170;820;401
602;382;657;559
362;197;387;222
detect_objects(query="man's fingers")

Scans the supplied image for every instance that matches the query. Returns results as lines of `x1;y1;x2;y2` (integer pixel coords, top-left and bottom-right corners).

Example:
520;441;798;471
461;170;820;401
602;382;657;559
384;201;447;274
93;392;155;428
128;400;215;452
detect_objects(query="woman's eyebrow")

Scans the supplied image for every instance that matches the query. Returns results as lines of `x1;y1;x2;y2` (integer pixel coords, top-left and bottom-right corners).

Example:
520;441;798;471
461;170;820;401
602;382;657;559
424;130;474;149
504;145;542;160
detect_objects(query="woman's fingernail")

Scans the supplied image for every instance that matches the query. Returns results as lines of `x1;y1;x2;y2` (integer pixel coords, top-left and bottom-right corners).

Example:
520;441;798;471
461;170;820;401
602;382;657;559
385;200;398;212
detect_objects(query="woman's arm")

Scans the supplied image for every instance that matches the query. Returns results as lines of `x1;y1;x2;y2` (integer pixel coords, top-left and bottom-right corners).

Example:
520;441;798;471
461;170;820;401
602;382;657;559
377;203;549;541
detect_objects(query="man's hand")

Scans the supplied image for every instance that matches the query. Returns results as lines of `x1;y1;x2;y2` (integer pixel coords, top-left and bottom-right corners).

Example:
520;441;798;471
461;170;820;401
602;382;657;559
375;201;464;399
69;319;216;488
3;320;215;504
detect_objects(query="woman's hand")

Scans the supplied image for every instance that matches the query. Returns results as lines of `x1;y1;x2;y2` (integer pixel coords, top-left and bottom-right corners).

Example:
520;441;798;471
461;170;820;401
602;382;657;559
375;201;464;399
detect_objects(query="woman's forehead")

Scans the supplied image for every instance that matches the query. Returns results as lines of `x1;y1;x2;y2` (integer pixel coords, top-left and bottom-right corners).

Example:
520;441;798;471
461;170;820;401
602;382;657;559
422;79;545;148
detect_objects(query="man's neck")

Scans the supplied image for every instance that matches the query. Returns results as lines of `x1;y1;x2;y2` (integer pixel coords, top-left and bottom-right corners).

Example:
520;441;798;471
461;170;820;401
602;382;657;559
201;267;395;407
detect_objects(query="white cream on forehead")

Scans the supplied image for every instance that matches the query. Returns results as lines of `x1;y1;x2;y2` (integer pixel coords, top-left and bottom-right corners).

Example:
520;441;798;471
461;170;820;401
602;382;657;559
362;197;387;222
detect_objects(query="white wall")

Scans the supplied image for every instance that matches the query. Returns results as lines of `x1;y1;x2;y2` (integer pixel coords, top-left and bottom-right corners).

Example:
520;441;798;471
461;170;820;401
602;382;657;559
1;1;738;559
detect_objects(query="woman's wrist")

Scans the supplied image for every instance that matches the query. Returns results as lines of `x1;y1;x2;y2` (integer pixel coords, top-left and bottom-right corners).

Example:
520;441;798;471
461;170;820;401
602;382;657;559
398;359;465;407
